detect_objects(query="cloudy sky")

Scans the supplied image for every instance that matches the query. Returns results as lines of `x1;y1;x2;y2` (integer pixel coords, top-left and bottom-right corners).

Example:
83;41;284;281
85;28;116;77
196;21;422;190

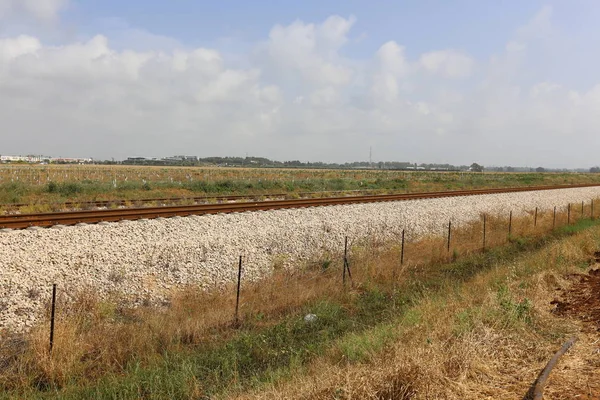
0;1;598;167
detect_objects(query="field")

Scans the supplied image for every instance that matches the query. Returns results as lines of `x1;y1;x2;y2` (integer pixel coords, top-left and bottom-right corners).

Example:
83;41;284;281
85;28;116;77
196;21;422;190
1;206;599;399
1;164;600;208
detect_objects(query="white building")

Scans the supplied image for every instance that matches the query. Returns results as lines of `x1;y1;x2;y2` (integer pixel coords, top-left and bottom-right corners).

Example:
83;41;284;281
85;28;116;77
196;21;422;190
0;155;43;162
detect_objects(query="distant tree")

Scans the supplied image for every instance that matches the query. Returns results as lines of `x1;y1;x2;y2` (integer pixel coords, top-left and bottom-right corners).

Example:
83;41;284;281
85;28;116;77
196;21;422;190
506;166;515;172
284;160;304;167
469;163;484;172
590;166;600;173
536;167;546;173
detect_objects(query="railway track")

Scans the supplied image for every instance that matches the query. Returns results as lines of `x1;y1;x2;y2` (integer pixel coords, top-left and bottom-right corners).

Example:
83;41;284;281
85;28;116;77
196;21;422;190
0;189;383;210
3;193;277;209
1;183;599;230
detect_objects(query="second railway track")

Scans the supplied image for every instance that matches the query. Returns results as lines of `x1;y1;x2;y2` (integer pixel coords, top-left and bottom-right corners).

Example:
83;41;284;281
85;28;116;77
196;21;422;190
1;189;400;210
1;183;600;230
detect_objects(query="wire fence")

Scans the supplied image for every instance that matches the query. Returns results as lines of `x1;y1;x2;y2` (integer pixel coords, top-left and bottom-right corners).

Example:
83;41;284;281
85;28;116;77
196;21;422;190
44;198;597;354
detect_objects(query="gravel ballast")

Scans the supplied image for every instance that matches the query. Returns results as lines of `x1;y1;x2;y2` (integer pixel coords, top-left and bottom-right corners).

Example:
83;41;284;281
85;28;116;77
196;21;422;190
2;187;600;332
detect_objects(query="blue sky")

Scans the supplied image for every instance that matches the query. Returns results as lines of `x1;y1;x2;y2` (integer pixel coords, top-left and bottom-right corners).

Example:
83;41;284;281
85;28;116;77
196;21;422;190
67;1;543;58
0;0;599;167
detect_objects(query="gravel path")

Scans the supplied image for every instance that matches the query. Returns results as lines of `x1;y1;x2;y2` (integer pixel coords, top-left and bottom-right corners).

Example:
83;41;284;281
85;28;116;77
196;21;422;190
2;187;600;333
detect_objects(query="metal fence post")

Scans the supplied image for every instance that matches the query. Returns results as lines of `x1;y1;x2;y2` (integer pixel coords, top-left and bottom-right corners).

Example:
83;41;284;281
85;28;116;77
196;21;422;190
568;203;571;224
447;220;451;252
235;256;242;325
534;207;538;227
343;236;352;285
482;214;486;252
342;237;346;284
400;229;405;265
553;206;556;229
49;284;56;354
508;210;512;237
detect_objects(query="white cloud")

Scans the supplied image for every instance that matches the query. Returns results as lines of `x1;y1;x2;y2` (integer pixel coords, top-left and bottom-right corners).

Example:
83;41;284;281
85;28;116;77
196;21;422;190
516;5;553;41
264;15;355;87
502;5;553;59
0;0;68;22
419;49;474;78
0;35;284;157
0;35;41;60
309;86;340;107
530;82;561;98
377;41;409;76
371;41;409;102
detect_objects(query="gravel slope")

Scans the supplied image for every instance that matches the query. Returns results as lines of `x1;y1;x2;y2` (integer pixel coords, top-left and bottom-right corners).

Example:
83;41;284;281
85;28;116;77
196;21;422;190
2;187;600;332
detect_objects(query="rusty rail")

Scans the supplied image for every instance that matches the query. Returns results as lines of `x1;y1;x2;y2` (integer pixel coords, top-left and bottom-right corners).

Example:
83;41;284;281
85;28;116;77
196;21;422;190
1;184;599;230
0;189;386;210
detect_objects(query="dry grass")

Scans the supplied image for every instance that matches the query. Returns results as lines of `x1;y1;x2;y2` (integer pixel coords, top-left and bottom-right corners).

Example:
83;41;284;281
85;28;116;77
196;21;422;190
0;267;348;393
0;205;598;398
235;224;600;399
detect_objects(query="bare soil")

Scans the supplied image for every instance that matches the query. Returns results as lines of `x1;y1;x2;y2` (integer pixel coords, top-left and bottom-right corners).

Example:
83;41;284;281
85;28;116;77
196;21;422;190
546;261;600;399
553;265;600;330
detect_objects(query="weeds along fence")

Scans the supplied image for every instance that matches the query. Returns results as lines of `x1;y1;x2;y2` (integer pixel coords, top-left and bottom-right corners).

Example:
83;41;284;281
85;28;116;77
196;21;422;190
36;198;598;357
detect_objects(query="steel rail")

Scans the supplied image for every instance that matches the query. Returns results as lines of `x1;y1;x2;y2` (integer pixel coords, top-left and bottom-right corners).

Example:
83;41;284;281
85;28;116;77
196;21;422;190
1;184;599;230
0;189;383;210
2;193;282;209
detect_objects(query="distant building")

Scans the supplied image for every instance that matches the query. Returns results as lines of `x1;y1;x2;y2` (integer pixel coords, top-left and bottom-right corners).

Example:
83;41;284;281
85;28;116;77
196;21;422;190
126;157;149;163
0;155;46;163
163;155;198;162
51;157;93;164
124;155;198;165
0;155;91;164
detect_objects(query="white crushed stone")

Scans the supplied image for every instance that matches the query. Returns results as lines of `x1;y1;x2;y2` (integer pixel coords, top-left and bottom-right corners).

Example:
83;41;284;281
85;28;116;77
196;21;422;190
2;186;600;333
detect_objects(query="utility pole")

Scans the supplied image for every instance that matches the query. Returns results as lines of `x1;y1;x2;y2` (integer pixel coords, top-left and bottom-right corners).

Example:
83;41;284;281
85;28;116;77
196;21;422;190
369;146;372;168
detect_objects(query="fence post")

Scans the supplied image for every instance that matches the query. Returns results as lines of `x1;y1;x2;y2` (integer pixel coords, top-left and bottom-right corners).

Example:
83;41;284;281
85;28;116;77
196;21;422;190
508;210;512;237
582;201;584;220
447;220;451;252
49;283;56;354
568;203;571;224
400;229;405;265
342;237;347;284
534;207;538;227
553;206;556;229
482;214;487;252
235;256;242;325
592;199;595;220
343;236;352;285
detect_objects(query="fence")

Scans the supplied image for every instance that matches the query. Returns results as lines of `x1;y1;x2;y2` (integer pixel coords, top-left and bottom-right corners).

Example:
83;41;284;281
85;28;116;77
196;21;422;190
44;198;597;354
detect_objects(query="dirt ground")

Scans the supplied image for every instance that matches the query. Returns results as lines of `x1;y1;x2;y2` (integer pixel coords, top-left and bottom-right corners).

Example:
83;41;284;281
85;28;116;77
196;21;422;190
545;260;600;399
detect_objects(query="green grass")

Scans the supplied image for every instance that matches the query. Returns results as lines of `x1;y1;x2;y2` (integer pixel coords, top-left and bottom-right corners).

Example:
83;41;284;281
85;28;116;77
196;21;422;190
1;170;600;206
557;218;598;234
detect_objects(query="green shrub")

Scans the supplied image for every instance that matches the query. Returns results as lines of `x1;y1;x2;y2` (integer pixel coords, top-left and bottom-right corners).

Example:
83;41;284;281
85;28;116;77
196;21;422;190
46;181;58;193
